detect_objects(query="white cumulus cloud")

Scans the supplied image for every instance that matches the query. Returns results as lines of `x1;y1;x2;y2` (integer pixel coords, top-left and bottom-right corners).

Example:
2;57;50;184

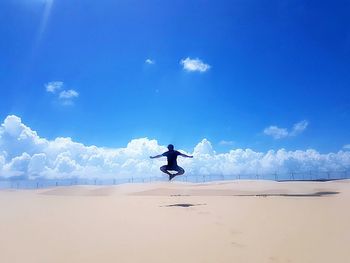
180;57;210;72
264;120;308;139
46;81;79;105
194;139;215;156
0;115;349;180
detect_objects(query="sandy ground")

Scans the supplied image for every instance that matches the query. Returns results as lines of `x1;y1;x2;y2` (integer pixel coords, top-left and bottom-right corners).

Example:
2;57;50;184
0;179;350;263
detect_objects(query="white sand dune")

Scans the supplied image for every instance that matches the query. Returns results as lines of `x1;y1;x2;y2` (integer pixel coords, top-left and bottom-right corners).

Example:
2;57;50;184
1;180;350;263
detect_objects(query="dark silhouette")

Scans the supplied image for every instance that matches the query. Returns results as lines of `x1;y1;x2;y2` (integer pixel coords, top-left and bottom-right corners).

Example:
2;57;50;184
150;144;193;180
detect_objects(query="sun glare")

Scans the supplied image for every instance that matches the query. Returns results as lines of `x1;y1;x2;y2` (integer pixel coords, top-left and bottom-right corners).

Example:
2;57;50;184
37;0;54;41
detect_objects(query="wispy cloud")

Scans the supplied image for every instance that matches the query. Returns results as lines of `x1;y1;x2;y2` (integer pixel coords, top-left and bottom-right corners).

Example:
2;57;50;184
180;57;210;72
219;140;235;146
45;81;63;93
145;58;155;65
264;120;308;139
264;126;289;139
290;120;309;136
343;144;350;150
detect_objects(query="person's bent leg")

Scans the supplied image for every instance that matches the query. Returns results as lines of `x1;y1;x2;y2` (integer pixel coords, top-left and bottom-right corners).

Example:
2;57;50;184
169;166;184;181
160;165;171;176
175;166;185;176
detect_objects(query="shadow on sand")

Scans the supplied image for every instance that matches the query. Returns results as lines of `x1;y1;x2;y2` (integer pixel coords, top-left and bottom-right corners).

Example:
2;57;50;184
162;203;207;208
232;191;339;197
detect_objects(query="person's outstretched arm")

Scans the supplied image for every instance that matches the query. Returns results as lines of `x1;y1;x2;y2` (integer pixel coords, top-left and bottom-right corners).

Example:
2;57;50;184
180;153;193;158
150;154;163;159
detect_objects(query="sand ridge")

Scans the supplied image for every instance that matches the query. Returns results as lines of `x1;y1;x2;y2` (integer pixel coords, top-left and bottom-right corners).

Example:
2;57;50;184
38;179;346;197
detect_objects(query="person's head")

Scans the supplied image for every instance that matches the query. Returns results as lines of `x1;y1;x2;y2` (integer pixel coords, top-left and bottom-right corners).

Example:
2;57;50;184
167;144;174;151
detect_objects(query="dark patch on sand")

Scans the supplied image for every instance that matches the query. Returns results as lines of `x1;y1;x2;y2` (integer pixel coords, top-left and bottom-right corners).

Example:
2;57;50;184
161;203;206;208
232;191;339;197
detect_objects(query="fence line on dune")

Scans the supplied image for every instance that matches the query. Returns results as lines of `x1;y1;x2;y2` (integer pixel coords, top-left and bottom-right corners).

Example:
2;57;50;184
0;170;349;189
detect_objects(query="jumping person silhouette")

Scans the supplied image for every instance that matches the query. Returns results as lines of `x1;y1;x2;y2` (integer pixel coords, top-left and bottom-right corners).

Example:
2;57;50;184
150;144;193;180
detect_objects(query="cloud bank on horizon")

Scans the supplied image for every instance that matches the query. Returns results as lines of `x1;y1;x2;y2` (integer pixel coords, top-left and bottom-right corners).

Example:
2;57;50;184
0;115;349;180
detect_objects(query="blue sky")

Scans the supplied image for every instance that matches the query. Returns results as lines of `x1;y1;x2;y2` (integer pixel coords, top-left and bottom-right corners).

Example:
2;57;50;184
1;0;350;153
